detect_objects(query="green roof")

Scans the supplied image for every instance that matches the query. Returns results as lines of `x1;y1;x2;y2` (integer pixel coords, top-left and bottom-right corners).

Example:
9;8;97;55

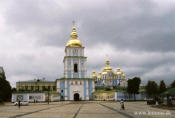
17;79;55;83
161;88;175;96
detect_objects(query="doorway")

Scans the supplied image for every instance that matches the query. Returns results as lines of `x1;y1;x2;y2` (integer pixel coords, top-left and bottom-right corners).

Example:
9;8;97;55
74;93;80;101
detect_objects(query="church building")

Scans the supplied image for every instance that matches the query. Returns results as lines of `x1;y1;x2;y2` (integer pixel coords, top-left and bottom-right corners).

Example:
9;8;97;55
56;25;95;101
92;59;127;87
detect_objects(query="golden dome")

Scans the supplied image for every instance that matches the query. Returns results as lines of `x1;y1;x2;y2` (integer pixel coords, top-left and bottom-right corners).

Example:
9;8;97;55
122;73;125;78
97;73;102;79
91;72;97;78
102;71;107;75
103;60;113;72
116;68;122;75
66;26;82;47
116;72;122;75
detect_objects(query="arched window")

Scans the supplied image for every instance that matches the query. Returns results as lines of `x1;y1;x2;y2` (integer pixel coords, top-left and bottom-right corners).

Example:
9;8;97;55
74;63;78;72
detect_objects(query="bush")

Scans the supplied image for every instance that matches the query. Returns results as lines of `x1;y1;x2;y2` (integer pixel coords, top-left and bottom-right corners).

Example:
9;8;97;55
95;86;104;90
147;100;156;105
0;99;3;103
104;86;111;91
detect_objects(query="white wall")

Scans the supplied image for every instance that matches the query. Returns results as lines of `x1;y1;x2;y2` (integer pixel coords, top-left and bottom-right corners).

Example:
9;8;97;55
12;93;45;102
70;81;84;100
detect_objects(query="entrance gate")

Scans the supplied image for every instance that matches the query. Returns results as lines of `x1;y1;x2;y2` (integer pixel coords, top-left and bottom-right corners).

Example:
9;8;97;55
74;93;80;101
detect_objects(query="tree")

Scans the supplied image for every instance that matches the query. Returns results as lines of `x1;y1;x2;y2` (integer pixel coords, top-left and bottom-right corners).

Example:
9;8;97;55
159;80;166;94
145;80;158;99
0;69;12;102
170;80;175;88
12;88;17;93
132;77;141;100
127;79;133;98
127;77;141;100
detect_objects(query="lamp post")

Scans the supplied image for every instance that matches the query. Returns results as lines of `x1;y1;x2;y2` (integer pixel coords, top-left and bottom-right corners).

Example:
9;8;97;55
47;89;50;104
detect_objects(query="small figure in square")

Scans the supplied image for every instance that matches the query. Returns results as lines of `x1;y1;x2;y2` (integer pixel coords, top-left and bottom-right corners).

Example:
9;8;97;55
18;100;21;108
120;99;125;110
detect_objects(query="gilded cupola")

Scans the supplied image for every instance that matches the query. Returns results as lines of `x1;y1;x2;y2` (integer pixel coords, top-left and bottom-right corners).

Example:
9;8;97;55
91;72;97;78
116;68;122;75
66;26;82;47
122;73;125;80
103;59;113;72
97;73;102;79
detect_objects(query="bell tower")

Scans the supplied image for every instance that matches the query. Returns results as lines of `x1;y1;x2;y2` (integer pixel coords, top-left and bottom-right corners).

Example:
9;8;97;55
57;23;95;101
63;24;87;78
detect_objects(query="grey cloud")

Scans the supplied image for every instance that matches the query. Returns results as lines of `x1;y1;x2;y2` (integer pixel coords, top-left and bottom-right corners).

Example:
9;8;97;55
5;0;175;51
86;45;175;85
1;0;175;87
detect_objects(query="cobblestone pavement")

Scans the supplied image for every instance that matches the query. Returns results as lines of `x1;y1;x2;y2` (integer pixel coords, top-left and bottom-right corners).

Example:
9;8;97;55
0;101;174;118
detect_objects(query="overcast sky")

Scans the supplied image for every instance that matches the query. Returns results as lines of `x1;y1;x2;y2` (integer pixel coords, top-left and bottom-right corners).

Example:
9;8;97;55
0;0;175;87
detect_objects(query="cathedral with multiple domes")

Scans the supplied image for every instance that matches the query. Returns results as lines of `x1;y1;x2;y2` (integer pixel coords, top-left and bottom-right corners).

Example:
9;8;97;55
92;59;127;87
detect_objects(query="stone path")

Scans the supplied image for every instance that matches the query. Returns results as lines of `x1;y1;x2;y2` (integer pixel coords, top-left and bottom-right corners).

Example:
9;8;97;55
0;101;174;118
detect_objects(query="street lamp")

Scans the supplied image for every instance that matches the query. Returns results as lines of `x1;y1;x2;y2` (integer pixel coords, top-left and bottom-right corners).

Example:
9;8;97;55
47;88;50;104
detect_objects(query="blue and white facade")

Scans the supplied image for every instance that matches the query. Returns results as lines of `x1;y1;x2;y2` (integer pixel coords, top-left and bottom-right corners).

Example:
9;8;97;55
92;60;127;87
64;46;87;78
56;26;95;100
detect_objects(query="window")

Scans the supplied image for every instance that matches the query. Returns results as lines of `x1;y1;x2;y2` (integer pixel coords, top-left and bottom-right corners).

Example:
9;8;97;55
48;86;50;91
53;86;56;91
34;86;39;91
42;86;45;91
31;86;34;91
25;86;28;91
74;64;78;72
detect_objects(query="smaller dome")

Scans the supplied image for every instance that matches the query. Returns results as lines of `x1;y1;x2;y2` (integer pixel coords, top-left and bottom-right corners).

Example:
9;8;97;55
116;68;122;75
102;71;107;75
116;72;122;75
97;73;102;79
91;72;97;78
122;73;125;79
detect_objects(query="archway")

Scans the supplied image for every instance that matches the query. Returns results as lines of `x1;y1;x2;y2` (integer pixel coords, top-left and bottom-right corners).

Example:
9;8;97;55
74;93;80;101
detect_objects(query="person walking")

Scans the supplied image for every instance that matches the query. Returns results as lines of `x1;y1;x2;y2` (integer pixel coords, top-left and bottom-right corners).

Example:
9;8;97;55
18;100;21;109
120;99;125;110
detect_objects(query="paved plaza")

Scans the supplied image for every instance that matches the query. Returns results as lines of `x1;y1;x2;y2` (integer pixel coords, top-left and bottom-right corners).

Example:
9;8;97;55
0;101;174;118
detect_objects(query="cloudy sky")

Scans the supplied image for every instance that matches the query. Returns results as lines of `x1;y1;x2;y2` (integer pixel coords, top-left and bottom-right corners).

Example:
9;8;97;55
0;0;175;87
